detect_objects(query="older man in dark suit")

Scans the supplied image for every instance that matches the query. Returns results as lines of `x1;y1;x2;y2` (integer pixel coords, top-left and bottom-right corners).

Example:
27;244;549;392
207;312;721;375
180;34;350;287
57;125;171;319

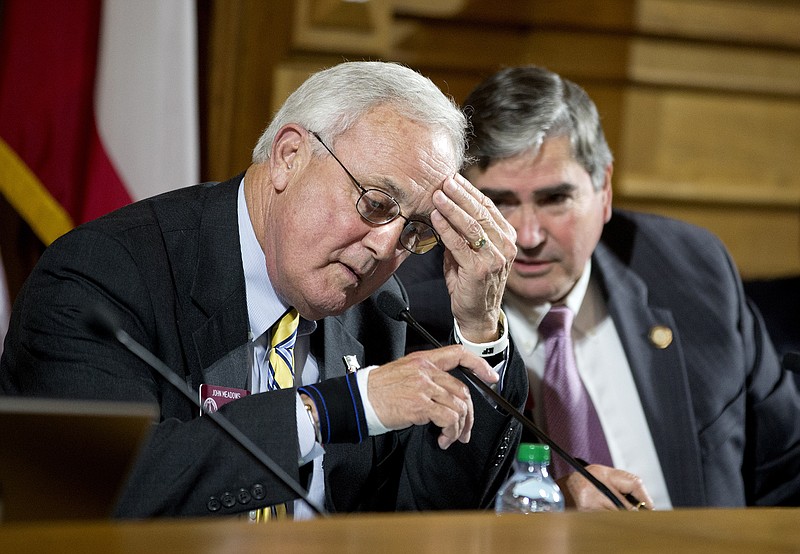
1;61;538;518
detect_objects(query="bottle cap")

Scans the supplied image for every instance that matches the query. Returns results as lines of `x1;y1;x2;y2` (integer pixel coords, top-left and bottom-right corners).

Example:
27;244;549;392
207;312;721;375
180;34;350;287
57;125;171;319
517;443;550;464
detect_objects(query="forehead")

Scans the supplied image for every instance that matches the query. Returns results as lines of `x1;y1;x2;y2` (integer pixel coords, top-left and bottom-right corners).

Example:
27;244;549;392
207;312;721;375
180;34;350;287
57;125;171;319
333;106;458;206
466;135;592;194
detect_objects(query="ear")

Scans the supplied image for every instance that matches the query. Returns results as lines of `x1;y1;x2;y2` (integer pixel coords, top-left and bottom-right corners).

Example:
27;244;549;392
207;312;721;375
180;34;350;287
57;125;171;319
269;124;308;192
600;163;613;223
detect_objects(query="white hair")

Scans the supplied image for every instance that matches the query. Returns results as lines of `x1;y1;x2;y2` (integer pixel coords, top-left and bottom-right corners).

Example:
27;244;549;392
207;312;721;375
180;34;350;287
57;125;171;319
252;61;467;167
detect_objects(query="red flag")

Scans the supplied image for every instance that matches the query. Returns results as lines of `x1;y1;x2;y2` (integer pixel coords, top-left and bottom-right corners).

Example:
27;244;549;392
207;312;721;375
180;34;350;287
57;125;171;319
0;0;198;245
0;0;198;346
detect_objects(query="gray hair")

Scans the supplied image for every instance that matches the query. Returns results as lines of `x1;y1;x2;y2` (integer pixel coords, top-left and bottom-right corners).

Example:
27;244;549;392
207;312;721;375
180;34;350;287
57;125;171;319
462;65;612;191
252;61;467;168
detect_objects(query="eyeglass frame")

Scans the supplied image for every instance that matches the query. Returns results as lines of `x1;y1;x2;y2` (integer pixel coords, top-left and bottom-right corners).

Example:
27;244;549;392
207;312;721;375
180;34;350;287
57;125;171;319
309;131;440;255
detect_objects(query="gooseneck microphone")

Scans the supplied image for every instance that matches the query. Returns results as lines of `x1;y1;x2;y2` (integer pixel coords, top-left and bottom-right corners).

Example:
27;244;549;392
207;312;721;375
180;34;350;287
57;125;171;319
84;305;327;518
377;291;632;511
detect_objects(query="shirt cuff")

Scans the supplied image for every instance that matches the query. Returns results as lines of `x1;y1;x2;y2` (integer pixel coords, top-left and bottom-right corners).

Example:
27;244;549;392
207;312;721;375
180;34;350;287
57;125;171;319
355;366;394;436
298;373;369;444
453;309;509;358
295;395;325;464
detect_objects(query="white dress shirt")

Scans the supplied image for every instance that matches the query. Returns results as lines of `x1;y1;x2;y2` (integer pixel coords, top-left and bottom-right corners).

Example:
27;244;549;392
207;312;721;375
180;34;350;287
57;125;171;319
504;260;673;510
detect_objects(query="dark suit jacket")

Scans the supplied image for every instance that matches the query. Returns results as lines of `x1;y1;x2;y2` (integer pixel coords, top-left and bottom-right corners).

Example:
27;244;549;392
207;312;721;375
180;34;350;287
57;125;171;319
0;175;526;517
397;209;800;507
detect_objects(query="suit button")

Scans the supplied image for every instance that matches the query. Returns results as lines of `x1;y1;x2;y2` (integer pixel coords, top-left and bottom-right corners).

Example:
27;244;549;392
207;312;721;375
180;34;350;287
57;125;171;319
251;484;266;500
237;488;252;505
207;497;221;512
220;492;236;508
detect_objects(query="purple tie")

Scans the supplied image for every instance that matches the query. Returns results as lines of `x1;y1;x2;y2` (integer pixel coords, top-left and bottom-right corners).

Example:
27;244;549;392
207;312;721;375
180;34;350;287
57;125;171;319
540;306;612;479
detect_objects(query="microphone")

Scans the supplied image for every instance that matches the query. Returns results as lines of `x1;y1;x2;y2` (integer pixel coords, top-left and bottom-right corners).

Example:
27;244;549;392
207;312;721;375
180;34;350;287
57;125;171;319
782;352;800;374
378;291;634;511
83;305;327;517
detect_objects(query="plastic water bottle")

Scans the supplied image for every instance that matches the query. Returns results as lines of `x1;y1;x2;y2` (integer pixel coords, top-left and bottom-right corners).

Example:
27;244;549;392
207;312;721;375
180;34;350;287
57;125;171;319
495;443;565;514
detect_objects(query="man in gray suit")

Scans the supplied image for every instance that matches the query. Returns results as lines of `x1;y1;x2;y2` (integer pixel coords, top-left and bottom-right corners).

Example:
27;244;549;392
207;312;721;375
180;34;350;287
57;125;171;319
398;65;800;509
1;61;541;517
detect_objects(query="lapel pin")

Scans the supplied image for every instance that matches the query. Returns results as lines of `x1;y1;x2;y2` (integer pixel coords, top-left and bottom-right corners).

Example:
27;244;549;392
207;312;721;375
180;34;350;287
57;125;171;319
648;325;673;349
342;355;361;374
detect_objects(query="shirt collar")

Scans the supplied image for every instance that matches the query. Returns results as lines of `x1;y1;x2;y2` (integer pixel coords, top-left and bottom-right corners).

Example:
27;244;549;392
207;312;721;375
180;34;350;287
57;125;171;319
503;258;592;330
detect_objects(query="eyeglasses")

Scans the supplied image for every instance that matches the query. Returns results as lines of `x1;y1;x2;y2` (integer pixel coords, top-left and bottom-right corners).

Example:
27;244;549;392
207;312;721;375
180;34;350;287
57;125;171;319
310;132;439;255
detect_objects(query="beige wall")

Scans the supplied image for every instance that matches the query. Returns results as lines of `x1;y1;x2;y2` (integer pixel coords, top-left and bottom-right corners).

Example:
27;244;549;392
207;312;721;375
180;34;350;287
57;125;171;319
202;0;800;279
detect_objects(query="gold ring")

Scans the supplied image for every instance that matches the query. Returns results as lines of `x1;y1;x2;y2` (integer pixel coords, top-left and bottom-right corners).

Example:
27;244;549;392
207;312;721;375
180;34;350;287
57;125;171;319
634;501;647;511
471;233;488;250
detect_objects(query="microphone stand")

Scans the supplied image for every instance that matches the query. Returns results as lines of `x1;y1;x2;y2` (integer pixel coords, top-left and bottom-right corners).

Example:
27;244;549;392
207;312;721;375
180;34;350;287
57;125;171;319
395;304;634;511
86;307;327;517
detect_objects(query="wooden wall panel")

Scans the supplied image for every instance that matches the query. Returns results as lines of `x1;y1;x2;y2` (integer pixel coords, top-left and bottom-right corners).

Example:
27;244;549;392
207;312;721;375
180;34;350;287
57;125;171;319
617;88;800;206
636;0;800;47
292;0;390;56
627;40;800;95
203;0;295;180
202;0;800;278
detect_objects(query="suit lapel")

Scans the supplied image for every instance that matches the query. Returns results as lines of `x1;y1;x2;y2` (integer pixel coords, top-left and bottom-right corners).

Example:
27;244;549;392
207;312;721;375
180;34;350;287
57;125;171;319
153;176;250;390
593;242;706;506
314;316;365;381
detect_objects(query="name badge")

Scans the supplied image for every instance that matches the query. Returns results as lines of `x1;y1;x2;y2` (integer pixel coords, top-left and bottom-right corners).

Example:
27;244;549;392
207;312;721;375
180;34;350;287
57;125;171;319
199;384;250;415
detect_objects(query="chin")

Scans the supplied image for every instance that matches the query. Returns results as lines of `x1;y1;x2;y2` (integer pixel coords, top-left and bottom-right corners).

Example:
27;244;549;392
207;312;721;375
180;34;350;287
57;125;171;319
509;269;575;303
507;283;564;305
304;288;369;319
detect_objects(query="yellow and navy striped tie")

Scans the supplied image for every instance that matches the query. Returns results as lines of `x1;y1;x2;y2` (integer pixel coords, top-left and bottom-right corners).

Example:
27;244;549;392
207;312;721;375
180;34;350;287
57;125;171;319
268;308;299;390
254;308;299;522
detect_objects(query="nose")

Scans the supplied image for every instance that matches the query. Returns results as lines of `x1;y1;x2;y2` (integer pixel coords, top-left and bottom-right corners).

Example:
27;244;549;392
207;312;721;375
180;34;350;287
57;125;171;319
512;204;546;249
362;219;405;260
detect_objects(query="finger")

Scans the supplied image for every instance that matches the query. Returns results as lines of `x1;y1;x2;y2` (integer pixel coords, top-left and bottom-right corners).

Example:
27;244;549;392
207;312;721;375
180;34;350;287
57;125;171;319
457;391;474;444
423;345;499;386
435;407;467;450
454;351;499;386
441;174;517;246
424;381;471;448
451;174;517;260
564;468;627;511
432;179;499;253
605;469;649;508
585;466;653;511
560;472;615;511
435;395;472;450
432;180;516;267
452;173;515;237
417;353;481;448
621;476;653;511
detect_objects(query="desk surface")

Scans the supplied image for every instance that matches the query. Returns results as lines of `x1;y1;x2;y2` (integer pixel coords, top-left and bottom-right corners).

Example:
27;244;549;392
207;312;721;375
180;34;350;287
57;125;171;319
1;508;799;553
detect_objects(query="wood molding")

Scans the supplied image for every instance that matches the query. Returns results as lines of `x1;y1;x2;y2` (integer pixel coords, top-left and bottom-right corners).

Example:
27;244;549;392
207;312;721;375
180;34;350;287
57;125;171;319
616;87;800;206
292;0;391;56
199;0;800;278
637;0;800;47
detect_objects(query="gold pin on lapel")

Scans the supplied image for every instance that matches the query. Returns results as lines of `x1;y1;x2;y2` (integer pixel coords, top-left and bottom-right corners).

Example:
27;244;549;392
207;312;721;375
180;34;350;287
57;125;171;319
648;326;673;349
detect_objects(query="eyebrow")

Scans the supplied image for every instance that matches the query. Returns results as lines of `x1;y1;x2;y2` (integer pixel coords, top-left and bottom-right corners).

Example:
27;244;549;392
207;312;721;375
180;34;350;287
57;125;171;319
370;176;409;204
367;175;435;221
533;183;577;198
481;182;577;199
